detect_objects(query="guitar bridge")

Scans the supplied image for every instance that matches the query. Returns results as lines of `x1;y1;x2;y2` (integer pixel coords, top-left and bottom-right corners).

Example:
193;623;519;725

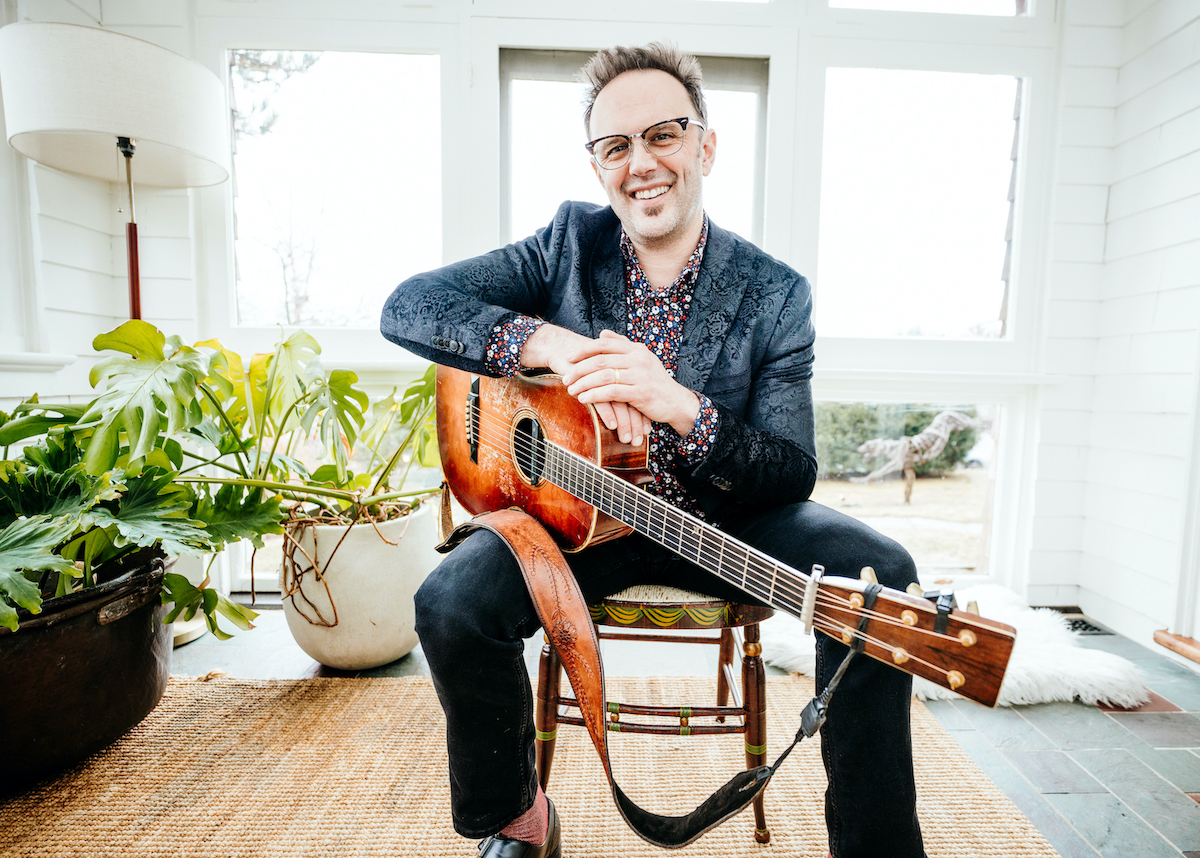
467;375;480;463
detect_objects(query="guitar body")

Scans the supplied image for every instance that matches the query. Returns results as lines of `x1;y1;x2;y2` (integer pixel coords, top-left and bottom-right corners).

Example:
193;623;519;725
437;365;1017;706
436;366;653;551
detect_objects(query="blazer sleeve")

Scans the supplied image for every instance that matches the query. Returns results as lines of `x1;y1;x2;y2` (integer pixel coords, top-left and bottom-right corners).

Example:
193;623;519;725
682;274;818;509
379;201;579;375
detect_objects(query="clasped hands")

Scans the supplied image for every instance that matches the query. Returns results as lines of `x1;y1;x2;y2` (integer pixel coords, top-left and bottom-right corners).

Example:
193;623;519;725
521;326;701;446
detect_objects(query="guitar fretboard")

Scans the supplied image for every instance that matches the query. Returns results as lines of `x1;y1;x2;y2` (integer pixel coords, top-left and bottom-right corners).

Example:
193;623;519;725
538;438;810;615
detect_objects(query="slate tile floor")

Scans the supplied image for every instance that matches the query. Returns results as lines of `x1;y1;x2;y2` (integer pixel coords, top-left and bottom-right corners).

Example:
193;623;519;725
173;609;1200;857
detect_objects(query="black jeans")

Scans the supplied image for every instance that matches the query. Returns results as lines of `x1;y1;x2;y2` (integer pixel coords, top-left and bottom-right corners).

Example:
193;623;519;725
414;500;926;858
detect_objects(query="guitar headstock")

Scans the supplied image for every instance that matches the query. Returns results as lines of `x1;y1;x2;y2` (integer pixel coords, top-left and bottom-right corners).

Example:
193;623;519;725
815;576;1016;707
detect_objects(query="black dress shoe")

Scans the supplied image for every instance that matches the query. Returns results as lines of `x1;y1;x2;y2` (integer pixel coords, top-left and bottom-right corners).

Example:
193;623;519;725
477;799;561;858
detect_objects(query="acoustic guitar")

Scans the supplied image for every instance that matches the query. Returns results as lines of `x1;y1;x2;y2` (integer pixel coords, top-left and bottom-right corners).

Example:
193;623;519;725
436;366;1016;707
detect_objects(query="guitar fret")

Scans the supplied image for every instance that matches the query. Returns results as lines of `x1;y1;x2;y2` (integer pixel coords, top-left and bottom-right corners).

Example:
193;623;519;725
538;430;810;616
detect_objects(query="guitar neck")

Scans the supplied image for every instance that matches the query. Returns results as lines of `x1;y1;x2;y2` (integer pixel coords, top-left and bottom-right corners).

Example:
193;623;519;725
542;440;808;614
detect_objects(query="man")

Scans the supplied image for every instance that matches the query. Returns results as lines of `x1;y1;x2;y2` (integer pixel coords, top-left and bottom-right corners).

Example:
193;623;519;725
381;43;925;858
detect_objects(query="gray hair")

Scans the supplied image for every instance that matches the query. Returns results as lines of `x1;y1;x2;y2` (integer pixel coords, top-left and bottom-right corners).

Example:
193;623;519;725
578;42;707;135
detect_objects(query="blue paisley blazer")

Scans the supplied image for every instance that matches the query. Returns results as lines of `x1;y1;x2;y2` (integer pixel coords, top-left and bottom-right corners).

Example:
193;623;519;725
380;201;818;522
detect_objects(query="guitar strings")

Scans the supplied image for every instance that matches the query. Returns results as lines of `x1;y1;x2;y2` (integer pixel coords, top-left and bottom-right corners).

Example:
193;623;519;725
466;409;961;641
463;407;972;673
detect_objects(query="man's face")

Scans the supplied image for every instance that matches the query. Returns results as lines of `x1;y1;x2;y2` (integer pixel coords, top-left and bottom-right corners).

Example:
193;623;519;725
588;69;715;251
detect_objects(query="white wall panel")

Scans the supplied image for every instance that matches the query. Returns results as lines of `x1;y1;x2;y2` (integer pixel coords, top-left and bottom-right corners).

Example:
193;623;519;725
1054;184;1109;223
1108;148;1200;220
1121;0;1200;60
1056;145;1113;183
1113;61;1200;143
1051;222;1107;260
1116;17;1200;102
1106;194;1200;260
1061;24;1123;66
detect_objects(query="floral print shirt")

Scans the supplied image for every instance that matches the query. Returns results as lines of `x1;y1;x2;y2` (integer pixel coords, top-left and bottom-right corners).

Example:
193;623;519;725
484;217;719;515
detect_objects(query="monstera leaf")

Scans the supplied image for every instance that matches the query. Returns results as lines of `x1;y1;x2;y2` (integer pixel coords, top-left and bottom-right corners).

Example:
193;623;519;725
0;515;78;631
298;369;369;483
195;339;269;438
266;331;321;435
81;321;213;474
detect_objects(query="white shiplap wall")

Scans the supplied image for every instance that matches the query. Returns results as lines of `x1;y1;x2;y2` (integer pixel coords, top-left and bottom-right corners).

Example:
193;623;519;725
1024;0;1121;607
1077;0;1200;641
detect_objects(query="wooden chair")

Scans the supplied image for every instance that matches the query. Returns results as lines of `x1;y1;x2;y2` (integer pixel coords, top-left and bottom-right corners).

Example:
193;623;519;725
534;583;776;844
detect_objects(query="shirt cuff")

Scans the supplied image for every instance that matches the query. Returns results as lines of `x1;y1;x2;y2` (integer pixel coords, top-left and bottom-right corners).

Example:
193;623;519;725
676;394;719;464
484;315;546;377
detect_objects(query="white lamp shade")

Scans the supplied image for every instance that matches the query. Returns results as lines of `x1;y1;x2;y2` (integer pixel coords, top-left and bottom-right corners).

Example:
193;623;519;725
0;21;229;187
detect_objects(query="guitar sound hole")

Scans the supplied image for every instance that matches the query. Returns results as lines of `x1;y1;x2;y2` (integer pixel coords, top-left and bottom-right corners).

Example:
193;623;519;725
513;415;546;486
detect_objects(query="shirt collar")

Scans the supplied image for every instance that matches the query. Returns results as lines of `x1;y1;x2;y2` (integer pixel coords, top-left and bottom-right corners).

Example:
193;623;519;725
619;215;709;290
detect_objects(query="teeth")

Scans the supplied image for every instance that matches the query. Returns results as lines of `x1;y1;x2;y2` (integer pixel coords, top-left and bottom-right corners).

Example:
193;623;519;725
633;186;669;200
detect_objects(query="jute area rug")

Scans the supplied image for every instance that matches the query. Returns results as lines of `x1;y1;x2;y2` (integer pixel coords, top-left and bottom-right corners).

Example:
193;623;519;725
1;675;1060;858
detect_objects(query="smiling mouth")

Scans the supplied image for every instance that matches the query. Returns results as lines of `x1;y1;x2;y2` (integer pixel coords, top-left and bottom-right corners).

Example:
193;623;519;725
632;185;670;200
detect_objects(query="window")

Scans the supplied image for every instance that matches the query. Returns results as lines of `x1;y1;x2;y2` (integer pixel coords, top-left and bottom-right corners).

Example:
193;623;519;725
812;400;998;574
500;49;767;245
816;68;1020;339
229;49;441;329
829;0;1027;14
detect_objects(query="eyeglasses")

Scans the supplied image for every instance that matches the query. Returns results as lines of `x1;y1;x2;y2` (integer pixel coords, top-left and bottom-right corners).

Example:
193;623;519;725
584;117;705;170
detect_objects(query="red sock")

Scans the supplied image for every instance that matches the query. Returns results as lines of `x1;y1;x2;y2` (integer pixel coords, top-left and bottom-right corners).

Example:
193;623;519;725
499;786;548;844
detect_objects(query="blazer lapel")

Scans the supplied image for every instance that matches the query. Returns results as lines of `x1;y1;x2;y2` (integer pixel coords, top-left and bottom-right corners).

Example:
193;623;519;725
587;245;627;336
582;211;627;337
676;220;746;393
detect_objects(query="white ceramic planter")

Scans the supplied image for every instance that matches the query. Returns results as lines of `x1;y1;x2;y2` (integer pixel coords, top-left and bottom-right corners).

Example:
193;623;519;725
280;501;441;670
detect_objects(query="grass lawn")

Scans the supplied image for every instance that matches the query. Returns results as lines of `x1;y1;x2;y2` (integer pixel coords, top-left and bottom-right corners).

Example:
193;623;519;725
810;468;991;573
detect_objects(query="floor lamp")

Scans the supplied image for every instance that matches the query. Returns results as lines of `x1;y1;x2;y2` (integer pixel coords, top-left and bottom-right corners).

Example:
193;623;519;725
0;22;229;320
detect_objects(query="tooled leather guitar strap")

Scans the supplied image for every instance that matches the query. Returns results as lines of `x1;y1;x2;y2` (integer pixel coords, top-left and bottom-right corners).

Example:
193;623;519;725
438;508;878;849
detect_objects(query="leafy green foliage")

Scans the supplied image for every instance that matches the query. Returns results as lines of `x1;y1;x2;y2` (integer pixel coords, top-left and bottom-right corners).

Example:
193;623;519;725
0;516;78;630
81;321;213;473
162;572;257;641
0;396;88;447
1;321;440;639
190;485;283;550
85;469;211;558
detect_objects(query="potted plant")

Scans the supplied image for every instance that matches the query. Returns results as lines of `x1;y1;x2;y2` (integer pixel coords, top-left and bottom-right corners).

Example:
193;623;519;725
177;328;444;670
0;320;440;788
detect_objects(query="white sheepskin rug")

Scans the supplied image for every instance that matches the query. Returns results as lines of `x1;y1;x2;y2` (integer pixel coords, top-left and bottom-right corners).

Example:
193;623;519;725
759;584;1150;708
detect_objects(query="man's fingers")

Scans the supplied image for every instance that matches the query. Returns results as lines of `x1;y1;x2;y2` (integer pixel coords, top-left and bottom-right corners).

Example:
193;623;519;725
594;401;618;432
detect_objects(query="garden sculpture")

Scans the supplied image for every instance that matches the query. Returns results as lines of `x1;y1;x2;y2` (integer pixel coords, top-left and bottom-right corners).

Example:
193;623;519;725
854;411;984;504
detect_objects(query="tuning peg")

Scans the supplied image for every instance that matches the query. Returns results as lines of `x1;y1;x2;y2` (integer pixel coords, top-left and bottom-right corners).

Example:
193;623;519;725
906;583;924;597
860;566;878;583
966;600;980;615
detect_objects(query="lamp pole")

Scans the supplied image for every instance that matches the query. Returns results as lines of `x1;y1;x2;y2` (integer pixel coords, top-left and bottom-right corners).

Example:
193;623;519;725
117;136;140;320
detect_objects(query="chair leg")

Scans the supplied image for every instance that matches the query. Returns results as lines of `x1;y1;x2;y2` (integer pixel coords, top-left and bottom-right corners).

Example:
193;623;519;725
742;622;770;844
716;627;734;722
535;634;562;790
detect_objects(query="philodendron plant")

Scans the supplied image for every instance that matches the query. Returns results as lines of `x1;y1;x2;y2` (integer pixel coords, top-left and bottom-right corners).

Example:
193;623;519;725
0;320;439;637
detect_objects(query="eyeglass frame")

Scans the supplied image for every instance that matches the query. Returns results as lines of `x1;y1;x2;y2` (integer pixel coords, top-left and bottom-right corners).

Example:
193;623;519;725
584;116;706;170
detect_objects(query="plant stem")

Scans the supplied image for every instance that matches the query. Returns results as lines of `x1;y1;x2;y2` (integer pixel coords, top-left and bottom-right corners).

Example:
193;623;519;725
176;475;358;502
360;487;439;506
198;383;251;479
255;393;309;480
370;400;432;496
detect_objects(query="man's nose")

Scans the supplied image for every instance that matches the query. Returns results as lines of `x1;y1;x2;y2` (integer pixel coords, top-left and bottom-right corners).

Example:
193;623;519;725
626;137;658;174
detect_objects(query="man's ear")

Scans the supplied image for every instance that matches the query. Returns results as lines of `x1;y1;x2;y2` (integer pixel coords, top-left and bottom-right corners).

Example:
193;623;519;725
591;159;602;183
700;128;717;177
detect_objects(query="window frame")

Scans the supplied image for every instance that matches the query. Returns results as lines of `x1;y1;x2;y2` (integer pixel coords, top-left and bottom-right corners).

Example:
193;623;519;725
185;0;1065;592
192;15;463;375
498;47;770;246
